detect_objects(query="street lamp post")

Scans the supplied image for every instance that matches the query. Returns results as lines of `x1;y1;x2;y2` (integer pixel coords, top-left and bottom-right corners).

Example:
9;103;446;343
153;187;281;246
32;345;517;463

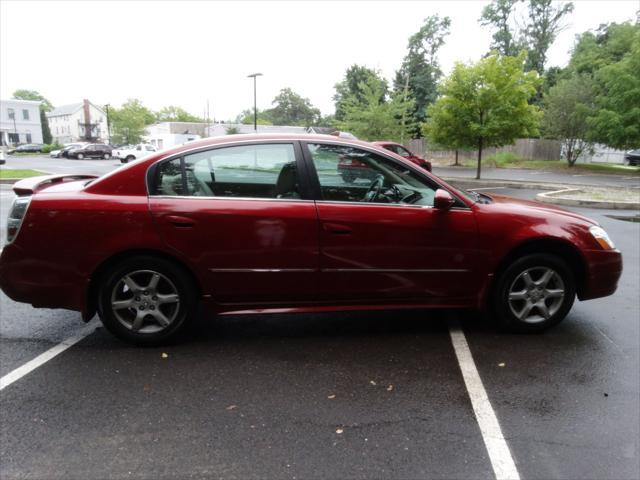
247;73;263;132
104;104;111;145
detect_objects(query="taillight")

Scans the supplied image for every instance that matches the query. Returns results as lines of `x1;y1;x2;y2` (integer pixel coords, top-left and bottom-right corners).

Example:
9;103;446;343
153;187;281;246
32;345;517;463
6;196;31;244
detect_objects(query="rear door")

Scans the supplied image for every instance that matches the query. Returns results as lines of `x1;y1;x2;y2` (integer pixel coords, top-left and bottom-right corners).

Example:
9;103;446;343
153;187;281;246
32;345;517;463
302;141;481;305
148;141;320;306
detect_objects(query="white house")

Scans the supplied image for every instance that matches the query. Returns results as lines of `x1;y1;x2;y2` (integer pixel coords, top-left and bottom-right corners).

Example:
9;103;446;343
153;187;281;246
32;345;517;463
0;99;43;146
144;122;206;150
47;99;108;144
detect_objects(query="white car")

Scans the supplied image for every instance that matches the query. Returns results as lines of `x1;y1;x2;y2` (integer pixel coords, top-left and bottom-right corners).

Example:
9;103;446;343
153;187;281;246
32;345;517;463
113;144;158;163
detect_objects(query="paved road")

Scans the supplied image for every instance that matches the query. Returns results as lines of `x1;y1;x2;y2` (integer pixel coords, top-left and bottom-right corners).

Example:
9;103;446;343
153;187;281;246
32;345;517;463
2;154;119;176
434;165;640;188
1;173;638;478
4;155;640;189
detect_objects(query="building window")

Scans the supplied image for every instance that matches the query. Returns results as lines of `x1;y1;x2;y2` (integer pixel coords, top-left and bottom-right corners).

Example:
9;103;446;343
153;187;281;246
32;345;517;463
8;133;19;144
8;108;15;120
22;109;29;120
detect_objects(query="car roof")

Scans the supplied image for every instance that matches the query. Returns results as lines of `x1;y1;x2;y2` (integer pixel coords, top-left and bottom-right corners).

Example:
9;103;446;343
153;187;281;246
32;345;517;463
156;133;381;158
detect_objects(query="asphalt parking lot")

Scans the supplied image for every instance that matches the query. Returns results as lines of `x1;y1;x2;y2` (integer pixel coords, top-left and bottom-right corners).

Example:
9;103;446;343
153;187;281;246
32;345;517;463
0;161;638;479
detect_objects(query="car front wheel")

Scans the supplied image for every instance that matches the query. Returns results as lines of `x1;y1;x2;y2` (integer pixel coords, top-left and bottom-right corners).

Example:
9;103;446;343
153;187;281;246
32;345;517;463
76;153;84;160
493;253;575;332
97;256;197;345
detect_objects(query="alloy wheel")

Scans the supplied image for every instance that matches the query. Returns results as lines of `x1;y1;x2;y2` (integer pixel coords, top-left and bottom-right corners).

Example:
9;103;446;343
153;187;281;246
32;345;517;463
507;266;565;324
110;269;181;334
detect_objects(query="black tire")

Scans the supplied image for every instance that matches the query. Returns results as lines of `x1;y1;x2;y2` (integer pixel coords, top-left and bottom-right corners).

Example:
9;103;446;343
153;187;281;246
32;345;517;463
103;152;111;160
493;253;575;333
76;153;84;160
126;155;135;163
97;255;198;346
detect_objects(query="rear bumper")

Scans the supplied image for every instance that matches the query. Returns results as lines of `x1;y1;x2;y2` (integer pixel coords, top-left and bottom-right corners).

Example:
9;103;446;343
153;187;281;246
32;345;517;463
0;244;87;312
578;248;623;301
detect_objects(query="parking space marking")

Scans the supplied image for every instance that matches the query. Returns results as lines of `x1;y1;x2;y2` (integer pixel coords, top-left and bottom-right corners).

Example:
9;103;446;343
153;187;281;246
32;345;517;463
449;320;520;480
0;322;97;391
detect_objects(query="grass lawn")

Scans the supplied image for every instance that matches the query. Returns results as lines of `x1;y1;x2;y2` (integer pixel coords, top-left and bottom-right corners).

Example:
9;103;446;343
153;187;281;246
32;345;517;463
454;152;640;175
0;169;44;179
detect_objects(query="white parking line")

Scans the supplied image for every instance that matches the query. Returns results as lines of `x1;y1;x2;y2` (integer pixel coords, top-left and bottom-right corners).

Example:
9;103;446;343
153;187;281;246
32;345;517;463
0;322;97;391
448;320;520;480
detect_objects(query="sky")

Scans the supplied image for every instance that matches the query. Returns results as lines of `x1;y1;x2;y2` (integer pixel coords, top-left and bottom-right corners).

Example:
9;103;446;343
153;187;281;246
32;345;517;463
1;0;638;121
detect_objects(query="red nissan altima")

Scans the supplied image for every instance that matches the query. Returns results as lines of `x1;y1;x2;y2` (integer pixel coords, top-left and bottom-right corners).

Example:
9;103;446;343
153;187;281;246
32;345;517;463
0;134;622;345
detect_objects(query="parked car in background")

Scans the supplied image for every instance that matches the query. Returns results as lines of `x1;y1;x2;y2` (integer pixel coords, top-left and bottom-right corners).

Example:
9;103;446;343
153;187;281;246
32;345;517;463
0;149;5;165
50;143;87;158
0;134;622;346
113;144;158;163
624;149;640;166
67;143;113;160
373;141;432;172
7;144;44;154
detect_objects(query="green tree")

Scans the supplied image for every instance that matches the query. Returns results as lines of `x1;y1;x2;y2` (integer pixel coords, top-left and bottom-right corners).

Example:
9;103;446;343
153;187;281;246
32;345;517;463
524;0;574;75
12;89;53;144
587;28;640;149
333;65;388;121
266;88;321;126
12;89;53;111
479;0;523;56
568;22;638;76
336;78;415;143
235;108;273;125
110;99;156;145
394;15;451;135
542;75;596;166
424;54;540;179
156;106;203;122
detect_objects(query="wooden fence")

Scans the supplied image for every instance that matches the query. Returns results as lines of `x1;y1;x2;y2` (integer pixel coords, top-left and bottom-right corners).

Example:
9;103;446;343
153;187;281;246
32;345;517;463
406;138;562;162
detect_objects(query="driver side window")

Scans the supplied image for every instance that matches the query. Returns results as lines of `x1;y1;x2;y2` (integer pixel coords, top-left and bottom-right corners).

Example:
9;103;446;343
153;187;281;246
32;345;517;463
306;143;437;206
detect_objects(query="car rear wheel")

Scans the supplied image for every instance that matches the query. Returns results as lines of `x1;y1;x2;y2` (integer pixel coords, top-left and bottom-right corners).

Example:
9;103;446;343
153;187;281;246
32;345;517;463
97;256;197;345
493;253;575;333
103;152;111;159
126;155;135;163
76;153;84;160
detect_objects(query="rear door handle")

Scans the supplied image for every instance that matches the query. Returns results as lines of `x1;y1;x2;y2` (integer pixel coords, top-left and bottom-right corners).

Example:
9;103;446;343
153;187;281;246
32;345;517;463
322;222;353;235
165;215;196;228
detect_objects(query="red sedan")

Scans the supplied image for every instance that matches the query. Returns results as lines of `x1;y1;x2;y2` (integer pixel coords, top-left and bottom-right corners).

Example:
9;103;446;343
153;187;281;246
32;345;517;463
0;134;622;345
373;141;432;172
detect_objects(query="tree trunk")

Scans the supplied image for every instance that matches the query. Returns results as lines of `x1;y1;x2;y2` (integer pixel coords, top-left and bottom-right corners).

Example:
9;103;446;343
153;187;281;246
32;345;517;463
454;149;459;166
476;139;483;180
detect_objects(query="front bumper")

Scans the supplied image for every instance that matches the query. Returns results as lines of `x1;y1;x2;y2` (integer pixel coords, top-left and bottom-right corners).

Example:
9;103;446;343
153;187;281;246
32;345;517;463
578;248;623;301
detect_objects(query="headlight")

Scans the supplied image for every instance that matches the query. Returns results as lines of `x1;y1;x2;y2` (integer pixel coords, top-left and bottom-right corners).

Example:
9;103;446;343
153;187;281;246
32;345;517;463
589;225;615;250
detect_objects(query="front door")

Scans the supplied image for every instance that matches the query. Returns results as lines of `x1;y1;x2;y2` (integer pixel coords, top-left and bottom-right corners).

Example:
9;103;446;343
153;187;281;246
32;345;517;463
303;142;481;305
149;142;319;306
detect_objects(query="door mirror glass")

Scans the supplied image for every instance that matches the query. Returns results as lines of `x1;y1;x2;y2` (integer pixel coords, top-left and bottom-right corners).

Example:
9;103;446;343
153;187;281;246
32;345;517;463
434;189;455;209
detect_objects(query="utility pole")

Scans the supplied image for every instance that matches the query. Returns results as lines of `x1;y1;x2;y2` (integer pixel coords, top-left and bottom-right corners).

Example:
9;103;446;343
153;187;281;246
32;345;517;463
247;73;263;132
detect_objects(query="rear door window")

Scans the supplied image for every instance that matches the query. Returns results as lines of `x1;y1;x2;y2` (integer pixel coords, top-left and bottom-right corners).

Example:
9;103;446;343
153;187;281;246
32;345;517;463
153;143;302;199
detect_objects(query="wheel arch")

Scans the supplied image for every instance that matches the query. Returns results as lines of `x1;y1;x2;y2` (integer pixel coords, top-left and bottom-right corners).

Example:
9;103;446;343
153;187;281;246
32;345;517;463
485;236;588;309
83;248;202;322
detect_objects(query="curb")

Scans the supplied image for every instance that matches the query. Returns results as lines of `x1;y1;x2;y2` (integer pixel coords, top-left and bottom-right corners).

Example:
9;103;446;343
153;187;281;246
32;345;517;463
442;177;578;191
536;188;640;210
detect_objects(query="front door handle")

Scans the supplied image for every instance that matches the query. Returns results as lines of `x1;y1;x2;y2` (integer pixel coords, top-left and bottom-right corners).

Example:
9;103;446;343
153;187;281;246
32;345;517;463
322;222;353;235
165;215;196;228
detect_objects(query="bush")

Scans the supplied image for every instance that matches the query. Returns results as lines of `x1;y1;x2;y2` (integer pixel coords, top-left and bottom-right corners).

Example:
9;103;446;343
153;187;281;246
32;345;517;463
41;143;64;154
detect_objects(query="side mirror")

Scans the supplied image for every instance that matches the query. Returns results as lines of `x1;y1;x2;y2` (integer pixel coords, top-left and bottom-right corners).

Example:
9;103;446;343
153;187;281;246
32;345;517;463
434;189;455;210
